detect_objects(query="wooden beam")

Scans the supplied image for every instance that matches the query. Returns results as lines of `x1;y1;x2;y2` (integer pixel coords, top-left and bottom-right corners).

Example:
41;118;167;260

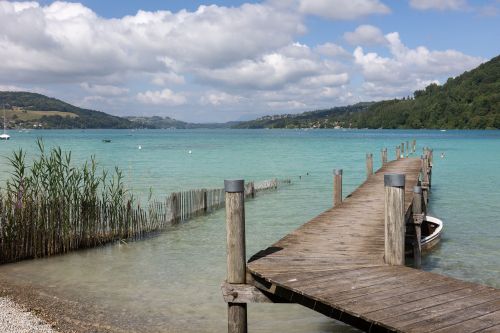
221;282;273;303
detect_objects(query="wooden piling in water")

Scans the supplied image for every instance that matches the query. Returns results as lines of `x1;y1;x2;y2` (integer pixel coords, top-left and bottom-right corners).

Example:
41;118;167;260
421;155;429;204
224;179;247;333
396;146;401;160
384;173;405;266
333;169;342;207
366;153;373;178
412;186;423;269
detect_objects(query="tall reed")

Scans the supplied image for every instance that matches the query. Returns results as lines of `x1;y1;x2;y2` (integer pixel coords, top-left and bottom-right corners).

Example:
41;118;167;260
0;140;291;264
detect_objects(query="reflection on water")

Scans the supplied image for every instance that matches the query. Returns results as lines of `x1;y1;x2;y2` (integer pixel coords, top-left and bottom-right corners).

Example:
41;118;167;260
0;129;500;332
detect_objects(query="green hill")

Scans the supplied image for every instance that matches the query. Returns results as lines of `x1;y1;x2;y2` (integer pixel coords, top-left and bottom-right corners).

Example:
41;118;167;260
0;91;132;128
234;55;499;129
353;55;499;129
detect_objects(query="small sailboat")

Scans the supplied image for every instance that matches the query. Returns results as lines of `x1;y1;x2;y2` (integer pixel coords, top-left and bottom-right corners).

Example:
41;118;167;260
0;107;10;140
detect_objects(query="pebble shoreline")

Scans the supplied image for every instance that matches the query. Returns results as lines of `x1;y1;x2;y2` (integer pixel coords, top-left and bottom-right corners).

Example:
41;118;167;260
0;297;57;333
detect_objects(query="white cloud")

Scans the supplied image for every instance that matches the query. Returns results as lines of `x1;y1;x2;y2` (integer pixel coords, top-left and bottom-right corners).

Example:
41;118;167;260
301;73;349;87
151;72;185;86
314;43;351;58
200;92;244;106
198;51;320;90
344;25;387;46
81;83;128;96
353;31;484;98
136;89;186;106
409;0;467;10
267;100;307;109
0;84;25;91
0;1;304;83
299;0;390;20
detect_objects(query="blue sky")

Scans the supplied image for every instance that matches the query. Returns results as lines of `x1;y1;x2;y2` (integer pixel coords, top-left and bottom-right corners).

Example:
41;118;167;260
0;0;498;122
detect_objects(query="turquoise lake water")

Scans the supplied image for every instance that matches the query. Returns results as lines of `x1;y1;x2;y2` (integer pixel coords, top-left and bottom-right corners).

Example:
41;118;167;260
0;129;499;332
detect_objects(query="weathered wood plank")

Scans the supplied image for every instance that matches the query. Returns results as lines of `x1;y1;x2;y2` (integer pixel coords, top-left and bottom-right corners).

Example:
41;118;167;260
221;282;273;303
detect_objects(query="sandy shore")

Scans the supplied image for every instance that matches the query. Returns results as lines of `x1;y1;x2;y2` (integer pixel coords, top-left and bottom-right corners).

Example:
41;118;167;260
0;297;57;333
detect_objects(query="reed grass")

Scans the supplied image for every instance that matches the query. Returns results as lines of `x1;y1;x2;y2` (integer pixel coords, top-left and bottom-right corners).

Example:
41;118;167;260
0;141;291;264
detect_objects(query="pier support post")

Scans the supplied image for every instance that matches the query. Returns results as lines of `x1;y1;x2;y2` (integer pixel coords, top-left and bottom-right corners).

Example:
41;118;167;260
412;186;423;269
366;153;373;178
421;155;429;204
396;146;401;160
333;169;343;207
224;180;247;333
401;143;405;158
384;174;406;265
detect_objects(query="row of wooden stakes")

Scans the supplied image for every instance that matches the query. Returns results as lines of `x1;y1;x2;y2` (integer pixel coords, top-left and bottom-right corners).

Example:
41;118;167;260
0;178;289;264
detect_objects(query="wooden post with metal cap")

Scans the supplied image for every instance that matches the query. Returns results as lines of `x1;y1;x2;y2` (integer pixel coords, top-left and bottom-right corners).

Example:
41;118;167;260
333;169;343;207
224;179;247;333
384;173;406;265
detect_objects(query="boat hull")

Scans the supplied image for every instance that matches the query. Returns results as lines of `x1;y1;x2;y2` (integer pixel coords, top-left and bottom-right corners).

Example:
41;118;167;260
406;215;443;255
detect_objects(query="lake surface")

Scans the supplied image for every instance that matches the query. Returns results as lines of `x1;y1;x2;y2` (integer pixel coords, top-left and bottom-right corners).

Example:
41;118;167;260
0;129;499;332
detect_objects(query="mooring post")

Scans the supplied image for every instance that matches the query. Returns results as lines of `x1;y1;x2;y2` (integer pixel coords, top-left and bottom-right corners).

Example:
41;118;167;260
384;174;406;265
427;150;433;188
381;149;385;165
401;142;405;158
224;179;247;333
333;169;343;207
396;146;401;160
366;153;373;178
412;186;423;269
406;141;409;157
370;153;373;174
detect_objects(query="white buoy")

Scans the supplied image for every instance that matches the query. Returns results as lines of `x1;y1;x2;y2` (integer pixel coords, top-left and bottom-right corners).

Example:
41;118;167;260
188;150;192;154
138;145;142;150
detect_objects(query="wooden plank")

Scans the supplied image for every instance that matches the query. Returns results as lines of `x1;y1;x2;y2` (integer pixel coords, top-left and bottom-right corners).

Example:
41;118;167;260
403;299;500;332
220;282;273;303
378;288;500;328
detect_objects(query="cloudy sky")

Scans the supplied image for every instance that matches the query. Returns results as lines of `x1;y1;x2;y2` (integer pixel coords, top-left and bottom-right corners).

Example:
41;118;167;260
0;0;498;122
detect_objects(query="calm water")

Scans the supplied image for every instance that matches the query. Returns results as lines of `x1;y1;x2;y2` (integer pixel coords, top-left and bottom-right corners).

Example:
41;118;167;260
0;129;499;332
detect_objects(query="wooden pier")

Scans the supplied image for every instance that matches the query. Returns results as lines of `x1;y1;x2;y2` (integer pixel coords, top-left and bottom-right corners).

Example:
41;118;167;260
222;145;500;332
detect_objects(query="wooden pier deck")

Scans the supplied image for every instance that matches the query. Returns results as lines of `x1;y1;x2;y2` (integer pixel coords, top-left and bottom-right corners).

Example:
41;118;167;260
246;158;500;332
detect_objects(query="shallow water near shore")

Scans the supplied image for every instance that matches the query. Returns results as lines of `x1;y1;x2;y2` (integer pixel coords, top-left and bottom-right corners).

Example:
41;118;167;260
0;129;499;332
